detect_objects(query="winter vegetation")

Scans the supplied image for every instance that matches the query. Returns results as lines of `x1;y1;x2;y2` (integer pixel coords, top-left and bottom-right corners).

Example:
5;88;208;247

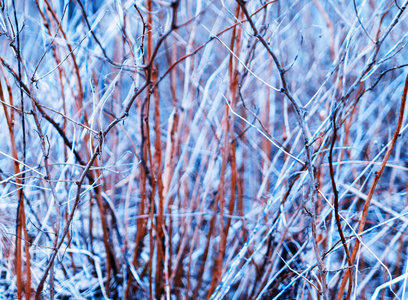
1;0;408;299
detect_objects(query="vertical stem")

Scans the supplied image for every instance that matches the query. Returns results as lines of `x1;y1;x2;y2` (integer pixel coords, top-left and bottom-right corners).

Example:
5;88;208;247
336;74;408;300
328;110;353;299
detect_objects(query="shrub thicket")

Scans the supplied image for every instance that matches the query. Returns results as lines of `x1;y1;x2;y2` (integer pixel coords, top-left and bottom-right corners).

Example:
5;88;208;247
1;0;408;299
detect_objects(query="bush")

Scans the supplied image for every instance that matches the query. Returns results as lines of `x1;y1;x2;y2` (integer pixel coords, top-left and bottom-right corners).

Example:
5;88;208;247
1;0;408;299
